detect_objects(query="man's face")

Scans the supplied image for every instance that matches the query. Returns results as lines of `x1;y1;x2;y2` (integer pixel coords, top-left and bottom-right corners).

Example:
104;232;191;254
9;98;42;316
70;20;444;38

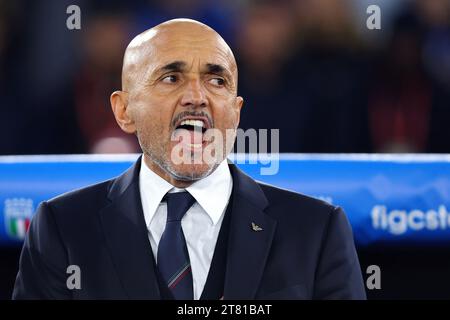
124;24;243;182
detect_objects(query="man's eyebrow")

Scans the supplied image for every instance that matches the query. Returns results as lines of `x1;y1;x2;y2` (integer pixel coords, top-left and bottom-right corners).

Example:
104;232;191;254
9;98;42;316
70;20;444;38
205;63;228;76
154;61;187;75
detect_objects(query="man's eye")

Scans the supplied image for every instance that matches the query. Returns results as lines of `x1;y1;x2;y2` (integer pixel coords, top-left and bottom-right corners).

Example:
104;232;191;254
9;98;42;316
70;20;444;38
161;75;178;83
209;78;225;86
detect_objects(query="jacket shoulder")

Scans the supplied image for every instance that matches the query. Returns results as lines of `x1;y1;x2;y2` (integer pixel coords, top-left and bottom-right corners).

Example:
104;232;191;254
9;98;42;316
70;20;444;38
45;178;114;212
256;181;339;221
257;181;336;209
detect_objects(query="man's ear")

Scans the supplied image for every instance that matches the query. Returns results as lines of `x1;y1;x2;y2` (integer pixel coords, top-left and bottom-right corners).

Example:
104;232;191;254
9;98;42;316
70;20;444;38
110;91;136;134
234;96;244;125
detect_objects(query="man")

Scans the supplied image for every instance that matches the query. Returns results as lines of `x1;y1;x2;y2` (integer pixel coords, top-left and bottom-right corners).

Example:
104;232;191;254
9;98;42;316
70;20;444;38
13;19;366;299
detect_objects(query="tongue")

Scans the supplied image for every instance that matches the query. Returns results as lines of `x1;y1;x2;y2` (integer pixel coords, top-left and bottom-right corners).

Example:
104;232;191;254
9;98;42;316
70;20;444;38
173;127;203;145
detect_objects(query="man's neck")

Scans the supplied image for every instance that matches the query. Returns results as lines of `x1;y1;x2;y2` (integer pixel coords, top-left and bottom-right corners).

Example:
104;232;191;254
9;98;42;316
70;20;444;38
142;154;194;188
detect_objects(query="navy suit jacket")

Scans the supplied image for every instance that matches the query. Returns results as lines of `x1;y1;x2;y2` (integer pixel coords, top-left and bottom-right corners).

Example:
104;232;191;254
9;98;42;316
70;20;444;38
13;159;366;299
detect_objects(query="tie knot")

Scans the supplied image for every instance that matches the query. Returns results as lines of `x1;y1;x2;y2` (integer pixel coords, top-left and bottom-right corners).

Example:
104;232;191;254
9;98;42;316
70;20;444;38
164;192;196;222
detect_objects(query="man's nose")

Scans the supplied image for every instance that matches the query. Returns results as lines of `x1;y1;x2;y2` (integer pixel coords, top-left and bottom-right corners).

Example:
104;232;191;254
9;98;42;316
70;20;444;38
180;78;208;108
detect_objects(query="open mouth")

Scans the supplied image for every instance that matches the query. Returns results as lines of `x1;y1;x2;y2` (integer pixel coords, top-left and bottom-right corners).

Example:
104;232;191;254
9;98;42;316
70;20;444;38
172;116;213;149
176;119;207;134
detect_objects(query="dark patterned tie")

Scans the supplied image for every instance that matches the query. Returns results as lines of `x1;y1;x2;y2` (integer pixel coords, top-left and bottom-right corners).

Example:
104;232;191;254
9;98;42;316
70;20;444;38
157;192;196;300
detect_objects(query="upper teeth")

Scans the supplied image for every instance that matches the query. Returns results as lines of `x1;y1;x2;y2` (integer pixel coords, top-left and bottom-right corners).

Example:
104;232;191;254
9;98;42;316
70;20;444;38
180;119;205;128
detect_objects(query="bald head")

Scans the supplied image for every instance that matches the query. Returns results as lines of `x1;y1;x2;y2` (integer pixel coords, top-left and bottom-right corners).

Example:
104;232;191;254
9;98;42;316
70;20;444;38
121;18;238;93
110;18;244;187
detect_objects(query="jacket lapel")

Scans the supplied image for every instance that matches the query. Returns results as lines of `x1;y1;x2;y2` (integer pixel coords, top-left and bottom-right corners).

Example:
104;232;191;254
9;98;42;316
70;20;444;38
224;164;277;299
99;158;161;299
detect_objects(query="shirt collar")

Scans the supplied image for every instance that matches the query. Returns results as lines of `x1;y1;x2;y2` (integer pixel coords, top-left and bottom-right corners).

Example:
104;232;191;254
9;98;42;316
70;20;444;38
139;156;232;227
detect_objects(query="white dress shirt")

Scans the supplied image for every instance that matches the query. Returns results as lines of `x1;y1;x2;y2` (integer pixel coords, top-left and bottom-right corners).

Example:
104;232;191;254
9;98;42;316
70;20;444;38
139;157;233;300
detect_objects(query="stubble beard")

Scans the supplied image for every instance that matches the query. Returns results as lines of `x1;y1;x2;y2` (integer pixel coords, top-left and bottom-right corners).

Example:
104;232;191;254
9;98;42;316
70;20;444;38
139;134;219;182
